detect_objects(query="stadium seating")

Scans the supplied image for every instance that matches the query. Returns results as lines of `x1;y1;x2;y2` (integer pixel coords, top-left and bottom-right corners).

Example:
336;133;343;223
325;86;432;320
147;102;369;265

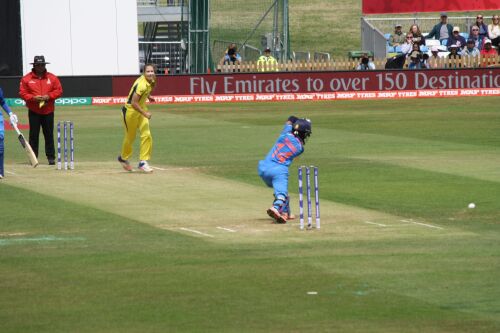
425;39;440;47
314;52;331;61
292;51;311;61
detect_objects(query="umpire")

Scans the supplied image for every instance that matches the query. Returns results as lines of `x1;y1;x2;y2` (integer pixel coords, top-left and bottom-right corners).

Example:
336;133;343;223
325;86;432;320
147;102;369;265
19;55;63;165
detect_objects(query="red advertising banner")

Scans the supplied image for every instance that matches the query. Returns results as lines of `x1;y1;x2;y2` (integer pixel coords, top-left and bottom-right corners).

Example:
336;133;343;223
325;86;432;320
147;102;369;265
362;0;500;14
113;69;500;96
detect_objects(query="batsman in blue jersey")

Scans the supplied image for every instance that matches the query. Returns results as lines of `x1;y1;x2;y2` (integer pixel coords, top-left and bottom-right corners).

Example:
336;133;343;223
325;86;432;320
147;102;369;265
0;87;19;179
258;116;312;224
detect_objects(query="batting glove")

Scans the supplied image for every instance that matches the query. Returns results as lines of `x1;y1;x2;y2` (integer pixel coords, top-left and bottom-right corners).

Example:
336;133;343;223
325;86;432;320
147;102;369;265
9;113;18;126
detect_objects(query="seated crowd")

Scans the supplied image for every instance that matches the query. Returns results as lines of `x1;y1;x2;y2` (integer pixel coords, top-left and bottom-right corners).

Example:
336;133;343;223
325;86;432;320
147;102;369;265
219;13;499;72
386;12;499;69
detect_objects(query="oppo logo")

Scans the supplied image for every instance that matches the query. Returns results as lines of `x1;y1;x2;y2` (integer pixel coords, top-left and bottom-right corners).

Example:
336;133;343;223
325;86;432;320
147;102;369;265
13;99;26;106
56;98;89;105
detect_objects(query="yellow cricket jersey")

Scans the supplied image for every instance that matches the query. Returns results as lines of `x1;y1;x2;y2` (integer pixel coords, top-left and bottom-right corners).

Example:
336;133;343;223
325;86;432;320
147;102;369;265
124;75;155;111
120;75;155;162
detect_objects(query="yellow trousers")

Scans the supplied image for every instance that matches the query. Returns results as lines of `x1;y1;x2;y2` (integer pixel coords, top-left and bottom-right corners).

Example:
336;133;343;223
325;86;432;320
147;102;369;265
120;107;152;161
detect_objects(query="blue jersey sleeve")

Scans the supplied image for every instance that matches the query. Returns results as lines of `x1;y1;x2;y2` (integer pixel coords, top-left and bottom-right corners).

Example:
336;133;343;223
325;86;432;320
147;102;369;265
0;88;12;115
281;123;292;135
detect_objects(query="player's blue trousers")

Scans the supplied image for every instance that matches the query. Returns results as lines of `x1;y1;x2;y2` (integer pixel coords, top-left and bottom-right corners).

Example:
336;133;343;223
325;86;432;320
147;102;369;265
258;160;289;202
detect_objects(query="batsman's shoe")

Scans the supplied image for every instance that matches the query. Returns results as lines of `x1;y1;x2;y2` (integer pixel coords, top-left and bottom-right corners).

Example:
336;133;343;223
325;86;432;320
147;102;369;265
117;156;133;172
138;160;153;173
267;207;287;224
282;212;296;220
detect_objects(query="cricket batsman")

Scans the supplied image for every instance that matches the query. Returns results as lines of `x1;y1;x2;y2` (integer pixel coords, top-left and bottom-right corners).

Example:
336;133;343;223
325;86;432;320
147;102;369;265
258;116;312;223
0;87;19;179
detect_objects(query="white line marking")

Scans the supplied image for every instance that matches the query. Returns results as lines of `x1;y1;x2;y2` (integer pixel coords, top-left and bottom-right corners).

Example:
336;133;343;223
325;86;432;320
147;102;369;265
0;232;27;237
217;227;237;232
5;171;16;175
151;166;167;171
400;219;444;230
307;291;318;295
364;221;387;227
179;227;214;237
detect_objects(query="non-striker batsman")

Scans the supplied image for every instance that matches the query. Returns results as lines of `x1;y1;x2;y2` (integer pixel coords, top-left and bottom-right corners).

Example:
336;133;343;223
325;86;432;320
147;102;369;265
0;87;19;179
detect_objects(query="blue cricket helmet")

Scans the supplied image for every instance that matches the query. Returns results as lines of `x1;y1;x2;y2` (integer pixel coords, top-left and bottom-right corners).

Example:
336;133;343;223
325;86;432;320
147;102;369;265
292;118;312;143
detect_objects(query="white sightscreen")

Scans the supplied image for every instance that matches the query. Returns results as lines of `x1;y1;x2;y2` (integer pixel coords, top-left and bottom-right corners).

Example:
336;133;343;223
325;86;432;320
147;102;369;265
20;0;139;75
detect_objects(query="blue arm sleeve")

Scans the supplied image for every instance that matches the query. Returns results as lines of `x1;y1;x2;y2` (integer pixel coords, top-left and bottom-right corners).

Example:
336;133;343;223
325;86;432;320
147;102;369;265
0;88;12;115
280;123;292;135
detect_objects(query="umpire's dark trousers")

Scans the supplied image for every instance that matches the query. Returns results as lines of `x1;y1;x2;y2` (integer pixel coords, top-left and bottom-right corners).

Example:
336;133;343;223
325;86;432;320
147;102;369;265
28;110;55;161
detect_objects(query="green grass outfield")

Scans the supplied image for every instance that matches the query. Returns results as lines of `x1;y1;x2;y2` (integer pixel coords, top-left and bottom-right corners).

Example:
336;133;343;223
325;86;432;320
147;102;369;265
1;97;500;332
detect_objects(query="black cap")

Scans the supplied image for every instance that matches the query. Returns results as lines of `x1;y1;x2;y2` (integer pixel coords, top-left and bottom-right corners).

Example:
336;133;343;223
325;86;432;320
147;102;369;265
30;55;50;65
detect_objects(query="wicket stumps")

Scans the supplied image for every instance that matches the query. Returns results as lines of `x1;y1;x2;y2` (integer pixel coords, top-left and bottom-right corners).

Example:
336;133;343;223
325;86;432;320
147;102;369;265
298;165;320;230
57;121;74;170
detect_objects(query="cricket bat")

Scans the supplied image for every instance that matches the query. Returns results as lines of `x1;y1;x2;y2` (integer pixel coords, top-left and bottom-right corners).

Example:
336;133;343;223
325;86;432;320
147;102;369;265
12;123;39;167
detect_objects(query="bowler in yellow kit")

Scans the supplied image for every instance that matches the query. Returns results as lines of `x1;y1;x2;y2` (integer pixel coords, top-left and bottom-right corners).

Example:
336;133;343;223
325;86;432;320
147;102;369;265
118;63;157;173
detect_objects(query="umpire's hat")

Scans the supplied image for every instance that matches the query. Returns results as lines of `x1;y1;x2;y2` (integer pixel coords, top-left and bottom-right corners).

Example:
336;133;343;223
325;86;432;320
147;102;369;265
30;55;50;65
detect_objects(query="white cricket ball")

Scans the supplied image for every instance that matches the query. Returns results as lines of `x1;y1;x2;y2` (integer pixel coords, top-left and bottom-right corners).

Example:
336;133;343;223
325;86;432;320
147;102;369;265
468;203;476;209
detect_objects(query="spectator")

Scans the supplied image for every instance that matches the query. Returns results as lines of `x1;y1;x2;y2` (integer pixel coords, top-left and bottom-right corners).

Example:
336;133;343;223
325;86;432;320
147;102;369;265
469;25;484;50
488;15;500;50
427;12;453;42
480;39;498;67
428;46;441;68
356;54;375;70
384;54;406;69
411;42;421;54
430;46;440;58
409;24;425;46
389;23;405;47
448;45;462;68
421;53;430;69
447;26;467;50
463;39;480;57
448;45;462;57
408;51;424;69
480;39;497;55
19;55;63;165
257;48;278;72
400;33;414;55
471;15;488;39
221;43;241;65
